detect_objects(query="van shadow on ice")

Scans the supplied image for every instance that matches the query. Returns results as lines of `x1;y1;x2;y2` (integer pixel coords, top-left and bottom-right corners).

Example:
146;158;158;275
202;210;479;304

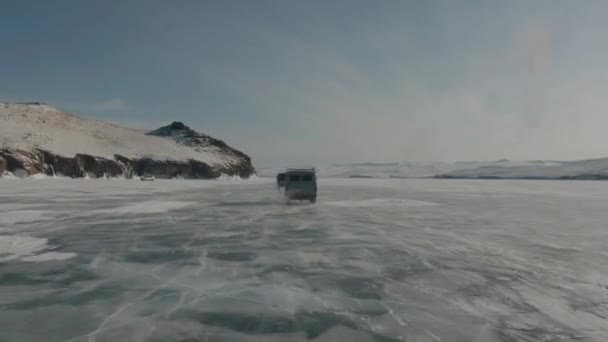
211;200;281;207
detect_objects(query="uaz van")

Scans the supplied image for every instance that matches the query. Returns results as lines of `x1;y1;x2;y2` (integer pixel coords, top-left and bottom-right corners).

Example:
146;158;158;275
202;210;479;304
284;168;317;203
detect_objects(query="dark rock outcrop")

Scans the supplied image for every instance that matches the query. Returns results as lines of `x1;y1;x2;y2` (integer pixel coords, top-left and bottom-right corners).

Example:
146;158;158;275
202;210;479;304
1;149;45;176
0;148;237;179
41;151;82;177
74;154;125;178
127;158;217;179
0;154;6;174
146;122;255;178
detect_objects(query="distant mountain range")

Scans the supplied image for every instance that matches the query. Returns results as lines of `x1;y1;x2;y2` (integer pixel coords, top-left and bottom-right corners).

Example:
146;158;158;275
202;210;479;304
260;158;608;180
435;158;608;180
0;102;254;179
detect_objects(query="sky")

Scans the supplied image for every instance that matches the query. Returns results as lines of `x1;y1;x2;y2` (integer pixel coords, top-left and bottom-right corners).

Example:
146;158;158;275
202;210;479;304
2;0;608;167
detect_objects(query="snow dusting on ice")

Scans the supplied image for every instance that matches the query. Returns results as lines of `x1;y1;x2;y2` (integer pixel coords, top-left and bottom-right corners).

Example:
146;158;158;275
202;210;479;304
1;178;608;341
324;198;438;207
0;235;76;262
92;200;197;215
0;210;54;227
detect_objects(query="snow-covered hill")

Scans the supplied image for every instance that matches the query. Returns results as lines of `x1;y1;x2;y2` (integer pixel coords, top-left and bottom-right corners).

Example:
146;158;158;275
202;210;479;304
0;102;254;178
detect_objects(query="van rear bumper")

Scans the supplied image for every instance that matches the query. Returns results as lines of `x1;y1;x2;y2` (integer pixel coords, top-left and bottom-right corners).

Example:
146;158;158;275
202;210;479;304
286;193;316;200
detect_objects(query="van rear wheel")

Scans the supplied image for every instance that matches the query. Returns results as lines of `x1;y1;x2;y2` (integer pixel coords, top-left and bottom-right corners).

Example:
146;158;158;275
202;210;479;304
309;197;316;203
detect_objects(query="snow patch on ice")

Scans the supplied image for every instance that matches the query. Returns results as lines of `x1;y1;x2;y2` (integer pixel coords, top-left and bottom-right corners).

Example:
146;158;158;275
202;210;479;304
0;204;41;211
324;198;438;208
0;171;18;180
215;174;243;181
21;251;77;262
0;235;46;258
517;286;608;340
28;173;59;180
0;235;76;262
92;200;196;214
215;174;259;182
0;210;54;226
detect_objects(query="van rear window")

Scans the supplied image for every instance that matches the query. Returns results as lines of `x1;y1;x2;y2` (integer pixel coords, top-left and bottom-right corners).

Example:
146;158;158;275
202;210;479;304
289;175;300;182
302;175;313;181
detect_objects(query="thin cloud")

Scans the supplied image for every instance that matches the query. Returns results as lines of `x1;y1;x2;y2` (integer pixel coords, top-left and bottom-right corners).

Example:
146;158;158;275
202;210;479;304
205;20;528;164
203;2;608;165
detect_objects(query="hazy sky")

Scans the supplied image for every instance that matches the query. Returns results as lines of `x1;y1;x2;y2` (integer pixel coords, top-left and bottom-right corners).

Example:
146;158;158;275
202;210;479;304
2;1;608;166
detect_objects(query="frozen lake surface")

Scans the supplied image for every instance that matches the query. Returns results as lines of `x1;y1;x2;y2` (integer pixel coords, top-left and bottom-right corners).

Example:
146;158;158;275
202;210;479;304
1;178;608;341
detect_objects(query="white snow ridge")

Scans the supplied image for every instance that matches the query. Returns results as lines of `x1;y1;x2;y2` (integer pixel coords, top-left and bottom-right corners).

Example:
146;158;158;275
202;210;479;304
0;103;233;164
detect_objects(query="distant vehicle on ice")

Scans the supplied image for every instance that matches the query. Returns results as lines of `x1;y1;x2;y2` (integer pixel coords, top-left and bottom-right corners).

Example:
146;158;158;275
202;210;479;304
140;175;155;181
276;172;286;188
284;168;317;203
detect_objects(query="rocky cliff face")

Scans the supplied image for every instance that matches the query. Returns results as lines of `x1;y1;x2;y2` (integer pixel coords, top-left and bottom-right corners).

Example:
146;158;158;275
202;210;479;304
0;148;245;179
0;103;255;179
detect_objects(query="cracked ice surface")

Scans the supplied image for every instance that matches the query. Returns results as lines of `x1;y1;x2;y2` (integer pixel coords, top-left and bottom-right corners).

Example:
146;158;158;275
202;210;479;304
1;178;608;341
